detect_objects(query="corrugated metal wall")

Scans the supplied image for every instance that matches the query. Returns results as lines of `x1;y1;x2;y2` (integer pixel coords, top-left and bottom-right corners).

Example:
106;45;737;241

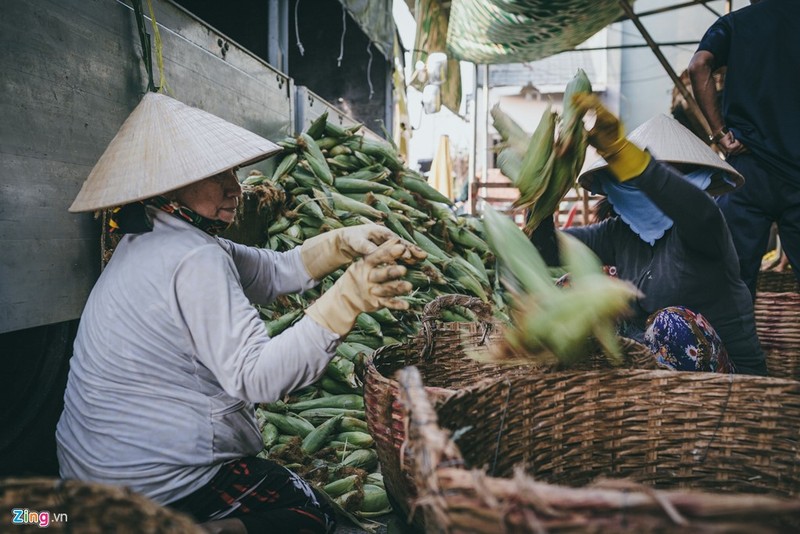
0;0;296;333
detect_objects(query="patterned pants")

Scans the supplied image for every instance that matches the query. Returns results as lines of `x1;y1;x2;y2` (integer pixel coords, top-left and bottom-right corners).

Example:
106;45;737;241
168;457;336;534
644;306;732;373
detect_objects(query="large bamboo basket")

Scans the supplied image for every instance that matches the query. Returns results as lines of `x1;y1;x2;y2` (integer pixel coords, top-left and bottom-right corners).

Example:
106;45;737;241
363;294;656;527
755;291;800;380
756;270;799;293
0;477;202;533
398;366;800;533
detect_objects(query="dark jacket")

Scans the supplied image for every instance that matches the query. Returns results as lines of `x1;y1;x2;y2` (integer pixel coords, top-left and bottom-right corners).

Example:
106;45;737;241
532;160;766;375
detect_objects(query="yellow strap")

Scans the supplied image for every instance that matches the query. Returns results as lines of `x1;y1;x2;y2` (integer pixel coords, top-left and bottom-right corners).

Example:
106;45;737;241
146;0;171;95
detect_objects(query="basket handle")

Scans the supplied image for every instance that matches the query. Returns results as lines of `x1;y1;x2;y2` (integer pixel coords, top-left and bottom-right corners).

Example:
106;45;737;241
397;366;464;523
420;294;494;360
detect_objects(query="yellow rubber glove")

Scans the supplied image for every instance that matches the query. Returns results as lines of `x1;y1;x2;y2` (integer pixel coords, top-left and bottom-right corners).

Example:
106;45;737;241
572;94;650;182
305;239;415;336
300;224;425;280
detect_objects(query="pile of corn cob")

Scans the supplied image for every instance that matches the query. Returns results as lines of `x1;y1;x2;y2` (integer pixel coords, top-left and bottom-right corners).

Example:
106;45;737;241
243;112;511;527
482;204;640;367
492;69;592;235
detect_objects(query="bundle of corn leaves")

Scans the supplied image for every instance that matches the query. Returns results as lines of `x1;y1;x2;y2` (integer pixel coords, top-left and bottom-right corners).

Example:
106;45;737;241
492;68;592;235
482;204;640;367
242;111;513;527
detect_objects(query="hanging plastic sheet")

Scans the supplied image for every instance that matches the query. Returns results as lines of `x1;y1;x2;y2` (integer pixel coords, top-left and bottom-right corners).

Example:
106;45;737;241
447;0;629;64
337;0;395;60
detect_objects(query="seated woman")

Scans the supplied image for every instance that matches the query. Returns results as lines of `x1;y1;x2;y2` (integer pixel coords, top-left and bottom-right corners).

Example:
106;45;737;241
531;95;766;375
57;92;425;534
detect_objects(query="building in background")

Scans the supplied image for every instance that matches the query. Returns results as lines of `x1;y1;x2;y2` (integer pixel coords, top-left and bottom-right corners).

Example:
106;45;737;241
397;0;734;212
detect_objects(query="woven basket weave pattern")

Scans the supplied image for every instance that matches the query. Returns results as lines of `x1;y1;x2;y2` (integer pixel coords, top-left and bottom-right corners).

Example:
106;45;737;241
364;294;656;526
398;367;800;534
755;291;800;381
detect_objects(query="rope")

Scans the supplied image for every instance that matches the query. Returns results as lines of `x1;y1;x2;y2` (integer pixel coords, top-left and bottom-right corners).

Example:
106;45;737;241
132;0;155;92
294;0;305;56
146;0;170;95
366;43;374;100
337;5;346;67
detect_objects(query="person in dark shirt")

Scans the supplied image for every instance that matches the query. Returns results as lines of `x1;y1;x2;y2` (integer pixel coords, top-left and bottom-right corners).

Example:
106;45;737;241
531;95;766;375
688;0;800;298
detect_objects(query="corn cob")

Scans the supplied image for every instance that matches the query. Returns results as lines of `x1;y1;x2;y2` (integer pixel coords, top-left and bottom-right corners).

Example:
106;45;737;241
400;174;453;205
301;413;344;454
334;177;393;195
261;422;280;449
359;484;389;513
511;106;556;208
298;133;334;185
305;111;329;140
265;309;303;337
333;432;374;448
272;152;298;182
323;475;362;498
287;394;364;412
340;449;378;471
329;191;386;220
261;411;316;437
297;408;365;426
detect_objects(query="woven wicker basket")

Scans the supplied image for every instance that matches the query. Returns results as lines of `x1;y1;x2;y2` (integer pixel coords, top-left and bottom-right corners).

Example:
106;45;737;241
0;477;202;533
755;291;800;381
756;270;799;293
363;294;656;527
398;366;800;533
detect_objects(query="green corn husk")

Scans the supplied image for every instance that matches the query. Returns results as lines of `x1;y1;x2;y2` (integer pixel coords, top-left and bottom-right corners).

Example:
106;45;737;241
297;408;366;426
261;411;315;437
330;191;386;220
265;309;304;337
334;431;374;449
306;111;329;140
299;133;334;185
287;394;364;412
359;484;389;513
261;422;280;449
272;152;298;181
325;356;357;388
401;174;453;205
301;413;343;454
340;449;378;471
511;106;556;207
334;178;393;195
355;313;382;336
323;474;362;498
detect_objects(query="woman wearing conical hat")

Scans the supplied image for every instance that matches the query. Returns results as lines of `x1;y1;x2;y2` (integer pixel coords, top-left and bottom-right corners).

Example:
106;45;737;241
530;94;765;376
57;93;425;533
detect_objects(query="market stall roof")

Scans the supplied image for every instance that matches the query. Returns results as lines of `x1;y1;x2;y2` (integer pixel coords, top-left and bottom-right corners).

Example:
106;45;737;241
446;0;628;64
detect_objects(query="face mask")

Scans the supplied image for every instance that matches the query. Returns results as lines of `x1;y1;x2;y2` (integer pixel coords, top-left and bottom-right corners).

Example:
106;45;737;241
596;167;718;246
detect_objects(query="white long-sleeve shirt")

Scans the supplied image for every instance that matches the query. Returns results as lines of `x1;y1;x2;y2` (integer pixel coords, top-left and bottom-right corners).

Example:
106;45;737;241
57;208;339;504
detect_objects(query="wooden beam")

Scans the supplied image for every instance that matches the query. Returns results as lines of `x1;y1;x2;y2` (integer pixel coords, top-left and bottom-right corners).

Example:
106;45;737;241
618;0;711;138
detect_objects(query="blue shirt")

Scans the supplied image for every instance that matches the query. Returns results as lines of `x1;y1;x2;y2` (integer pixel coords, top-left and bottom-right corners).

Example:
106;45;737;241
697;0;800;180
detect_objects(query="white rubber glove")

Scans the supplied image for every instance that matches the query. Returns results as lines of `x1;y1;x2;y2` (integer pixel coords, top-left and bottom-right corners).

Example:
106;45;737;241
300;224;424;280
305;239;414;335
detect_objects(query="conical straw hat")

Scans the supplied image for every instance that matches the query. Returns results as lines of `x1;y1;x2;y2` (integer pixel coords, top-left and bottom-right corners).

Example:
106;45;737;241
69;92;281;212
578;113;744;197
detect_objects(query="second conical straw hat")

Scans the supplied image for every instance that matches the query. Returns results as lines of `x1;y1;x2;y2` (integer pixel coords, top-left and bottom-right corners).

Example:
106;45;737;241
579;113;744;196
69;92;281;212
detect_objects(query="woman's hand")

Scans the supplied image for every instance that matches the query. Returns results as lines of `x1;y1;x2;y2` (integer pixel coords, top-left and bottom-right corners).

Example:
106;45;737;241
300;224;426;280
305;239;417;335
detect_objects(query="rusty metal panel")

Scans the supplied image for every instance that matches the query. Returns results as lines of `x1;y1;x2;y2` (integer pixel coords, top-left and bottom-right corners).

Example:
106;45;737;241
294;86;382;141
0;0;293;333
